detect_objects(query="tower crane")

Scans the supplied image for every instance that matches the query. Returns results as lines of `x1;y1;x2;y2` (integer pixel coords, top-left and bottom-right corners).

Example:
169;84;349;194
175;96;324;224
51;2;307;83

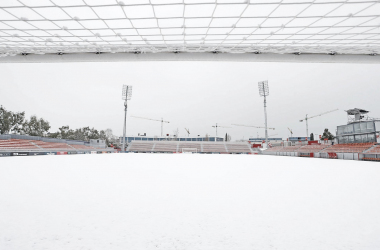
299;109;338;138
184;128;190;137
131;116;170;137
212;123;231;141
231;124;275;130
287;127;293;137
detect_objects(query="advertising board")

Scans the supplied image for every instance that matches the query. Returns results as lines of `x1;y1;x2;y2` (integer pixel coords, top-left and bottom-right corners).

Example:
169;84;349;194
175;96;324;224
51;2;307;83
45;152;57;155
29;152;45;156
0;152;11;157
11;152;29;156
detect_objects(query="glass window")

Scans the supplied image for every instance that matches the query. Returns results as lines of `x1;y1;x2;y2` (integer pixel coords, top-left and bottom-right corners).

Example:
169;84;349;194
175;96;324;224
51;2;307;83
348;135;354;143
337;126;344;135
355;134;362;143
367;122;375;132
142;137;147;141
148;138;153;141
362;134;368;142
343;126;348;134
375;121;380;132
346;124;354;134
337;136;343;143
368;133;375;142
354;123;361;133
360;122;367;133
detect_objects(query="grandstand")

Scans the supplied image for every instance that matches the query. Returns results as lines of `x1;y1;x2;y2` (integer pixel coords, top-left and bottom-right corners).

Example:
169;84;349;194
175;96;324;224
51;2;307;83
362;144;380;161
265;144;303;153
0;139;40;150
127;141;252;154
0;134;114;156
295;144;331;153
320;142;375;154
263;142;378;160
365;145;380;154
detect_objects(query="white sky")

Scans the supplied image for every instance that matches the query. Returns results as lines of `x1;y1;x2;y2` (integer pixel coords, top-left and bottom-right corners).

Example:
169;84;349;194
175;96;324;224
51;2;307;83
0;61;379;140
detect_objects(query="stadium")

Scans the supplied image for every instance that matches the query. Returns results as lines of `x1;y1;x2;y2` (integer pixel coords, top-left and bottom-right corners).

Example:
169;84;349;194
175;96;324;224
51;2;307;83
1;1;380;249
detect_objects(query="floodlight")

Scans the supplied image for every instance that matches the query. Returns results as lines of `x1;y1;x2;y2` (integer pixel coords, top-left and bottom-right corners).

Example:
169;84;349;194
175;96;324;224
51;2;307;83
258;81;269;97
122;85;132;100
258;80;269;148
122;85;133;152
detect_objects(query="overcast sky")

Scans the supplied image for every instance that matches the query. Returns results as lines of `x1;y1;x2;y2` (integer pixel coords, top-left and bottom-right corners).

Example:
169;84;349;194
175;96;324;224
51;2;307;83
1;61;379;141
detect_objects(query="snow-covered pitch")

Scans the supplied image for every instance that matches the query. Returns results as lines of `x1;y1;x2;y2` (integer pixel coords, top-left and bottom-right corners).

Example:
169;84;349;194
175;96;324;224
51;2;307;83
1;154;379;250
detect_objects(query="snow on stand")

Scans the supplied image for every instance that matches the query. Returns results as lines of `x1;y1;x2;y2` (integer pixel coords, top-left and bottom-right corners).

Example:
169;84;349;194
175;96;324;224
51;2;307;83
0;134;115;157
126;141;254;154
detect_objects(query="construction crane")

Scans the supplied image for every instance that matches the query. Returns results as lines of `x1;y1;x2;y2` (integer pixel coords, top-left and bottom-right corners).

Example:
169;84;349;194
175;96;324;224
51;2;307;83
287;127;293;137
131;116;170;137
212;123;231;141
231;124;275;130
184;128;190;137
300;109;339;138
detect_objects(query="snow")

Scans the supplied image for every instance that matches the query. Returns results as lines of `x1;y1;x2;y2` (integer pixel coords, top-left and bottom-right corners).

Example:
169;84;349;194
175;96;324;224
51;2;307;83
1;154;380;250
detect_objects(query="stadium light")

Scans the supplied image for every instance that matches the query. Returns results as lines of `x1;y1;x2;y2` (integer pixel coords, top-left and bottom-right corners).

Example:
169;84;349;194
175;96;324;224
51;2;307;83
258;81;269;148
122;85;132;152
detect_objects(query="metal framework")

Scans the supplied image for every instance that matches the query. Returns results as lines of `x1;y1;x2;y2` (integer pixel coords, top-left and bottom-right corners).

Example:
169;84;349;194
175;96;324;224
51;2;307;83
0;0;379;62
258;80;269;148
122;84;132;151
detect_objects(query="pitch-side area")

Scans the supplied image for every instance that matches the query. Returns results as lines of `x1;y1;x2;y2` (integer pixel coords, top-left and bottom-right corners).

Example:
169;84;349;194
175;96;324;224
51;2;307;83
1;153;379;250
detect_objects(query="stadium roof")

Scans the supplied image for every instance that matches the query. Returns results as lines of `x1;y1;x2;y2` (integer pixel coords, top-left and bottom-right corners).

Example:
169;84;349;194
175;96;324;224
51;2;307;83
346;108;370;115
0;0;379;63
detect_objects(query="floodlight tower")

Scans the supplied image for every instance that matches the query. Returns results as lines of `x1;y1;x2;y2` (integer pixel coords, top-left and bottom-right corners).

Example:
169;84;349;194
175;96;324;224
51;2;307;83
122;85;132;152
258;81;269;148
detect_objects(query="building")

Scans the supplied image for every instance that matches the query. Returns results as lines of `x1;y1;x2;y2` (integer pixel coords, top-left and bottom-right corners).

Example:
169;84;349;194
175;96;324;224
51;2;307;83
336;108;380;144
120;136;224;144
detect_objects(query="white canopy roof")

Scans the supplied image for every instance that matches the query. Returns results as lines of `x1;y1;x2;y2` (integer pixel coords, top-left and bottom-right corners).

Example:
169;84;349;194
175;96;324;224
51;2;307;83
0;0;379;62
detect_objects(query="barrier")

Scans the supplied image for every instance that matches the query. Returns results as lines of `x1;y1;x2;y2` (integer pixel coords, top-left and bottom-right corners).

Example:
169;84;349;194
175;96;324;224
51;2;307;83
343;153;354;160
45;152;56;155
11;152;29;156
29;152;45;156
0;150;116;157
360;153;380;161
299;153;314;157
